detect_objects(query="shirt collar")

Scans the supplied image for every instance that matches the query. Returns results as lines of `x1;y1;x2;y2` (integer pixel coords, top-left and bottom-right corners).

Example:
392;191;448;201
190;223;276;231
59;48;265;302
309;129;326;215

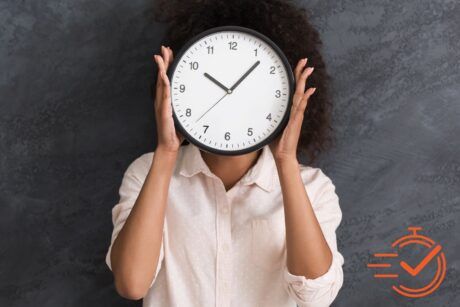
177;143;276;192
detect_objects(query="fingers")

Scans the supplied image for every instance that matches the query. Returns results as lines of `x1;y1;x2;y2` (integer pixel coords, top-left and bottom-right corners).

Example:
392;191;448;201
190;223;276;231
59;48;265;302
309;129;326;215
157;45;174;83
161;69;171;103
153;55;170;119
295;65;314;94
297;87;316;115
161;46;169;69
153;46;175;118
153;55;163;110
294;58;307;81
160;45;174;71
154;54;170;91
154;55;170;105
156;56;172;123
161;46;171;71
166;46;174;66
169;47;174;62
155;54;166;78
291;57;315;114
291;86;316;119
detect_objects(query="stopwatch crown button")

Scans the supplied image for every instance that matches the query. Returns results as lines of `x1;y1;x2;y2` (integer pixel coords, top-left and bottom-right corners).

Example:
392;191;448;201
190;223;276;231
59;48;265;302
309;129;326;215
408;226;423;235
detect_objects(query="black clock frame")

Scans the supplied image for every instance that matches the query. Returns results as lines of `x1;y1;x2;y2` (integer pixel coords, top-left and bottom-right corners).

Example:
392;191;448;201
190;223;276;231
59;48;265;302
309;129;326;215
167;25;295;156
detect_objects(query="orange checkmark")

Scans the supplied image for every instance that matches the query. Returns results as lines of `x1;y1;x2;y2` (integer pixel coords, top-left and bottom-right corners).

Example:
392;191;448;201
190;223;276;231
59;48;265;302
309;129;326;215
400;245;442;277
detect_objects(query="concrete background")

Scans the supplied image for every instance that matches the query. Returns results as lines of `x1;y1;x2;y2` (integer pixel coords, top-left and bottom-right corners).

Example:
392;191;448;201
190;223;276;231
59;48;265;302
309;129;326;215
0;0;459;306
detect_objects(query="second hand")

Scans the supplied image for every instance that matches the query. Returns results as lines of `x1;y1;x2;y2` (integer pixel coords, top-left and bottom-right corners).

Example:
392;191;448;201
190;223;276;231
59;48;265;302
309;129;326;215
195;92;229;123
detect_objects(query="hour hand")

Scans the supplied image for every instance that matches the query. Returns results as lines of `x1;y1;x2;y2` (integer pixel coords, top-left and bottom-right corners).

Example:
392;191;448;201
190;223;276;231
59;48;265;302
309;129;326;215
204;72;231;94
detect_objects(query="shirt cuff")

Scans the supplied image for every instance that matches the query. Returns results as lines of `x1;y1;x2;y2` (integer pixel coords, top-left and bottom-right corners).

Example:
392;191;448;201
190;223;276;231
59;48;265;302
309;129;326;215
105;242;114;271
283;253;344;306
105;234;165;289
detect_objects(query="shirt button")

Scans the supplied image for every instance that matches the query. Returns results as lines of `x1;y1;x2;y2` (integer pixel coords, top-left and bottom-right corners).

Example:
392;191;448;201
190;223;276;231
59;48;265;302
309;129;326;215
222;205;229;214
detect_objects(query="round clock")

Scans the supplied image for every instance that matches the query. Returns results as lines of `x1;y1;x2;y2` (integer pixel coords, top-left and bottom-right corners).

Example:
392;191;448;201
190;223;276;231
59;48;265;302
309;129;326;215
167;25;295;155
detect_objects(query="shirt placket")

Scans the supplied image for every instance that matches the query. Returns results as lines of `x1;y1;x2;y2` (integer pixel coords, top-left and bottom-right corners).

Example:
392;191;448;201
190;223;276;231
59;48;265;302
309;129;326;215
214;180;233;307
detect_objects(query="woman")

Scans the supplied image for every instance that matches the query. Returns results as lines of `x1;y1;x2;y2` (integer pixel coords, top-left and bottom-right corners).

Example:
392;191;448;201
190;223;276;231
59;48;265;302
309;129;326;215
105;0;344;306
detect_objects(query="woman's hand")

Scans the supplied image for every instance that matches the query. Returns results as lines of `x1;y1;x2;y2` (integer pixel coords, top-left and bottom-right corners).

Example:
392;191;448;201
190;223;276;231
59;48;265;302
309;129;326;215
153;45;185;155
269;58;316;163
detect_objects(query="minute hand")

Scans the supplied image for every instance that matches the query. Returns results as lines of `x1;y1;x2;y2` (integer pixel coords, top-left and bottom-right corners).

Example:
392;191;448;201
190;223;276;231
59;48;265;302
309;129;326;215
229;60;260;92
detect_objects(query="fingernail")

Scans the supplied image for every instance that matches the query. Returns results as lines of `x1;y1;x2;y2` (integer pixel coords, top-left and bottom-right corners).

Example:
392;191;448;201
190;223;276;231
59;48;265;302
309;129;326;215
311;87;317;94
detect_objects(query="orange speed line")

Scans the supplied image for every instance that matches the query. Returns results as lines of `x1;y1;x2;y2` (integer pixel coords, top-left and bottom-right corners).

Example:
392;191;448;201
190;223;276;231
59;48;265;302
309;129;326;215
367;263;391;268
374;253;398;258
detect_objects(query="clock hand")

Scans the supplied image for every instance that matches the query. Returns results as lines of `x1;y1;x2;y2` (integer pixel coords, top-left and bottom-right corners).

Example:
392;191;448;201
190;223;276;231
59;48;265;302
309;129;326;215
195;61;260;123
204;73;231;94
195;92;229;123
229;60;260;92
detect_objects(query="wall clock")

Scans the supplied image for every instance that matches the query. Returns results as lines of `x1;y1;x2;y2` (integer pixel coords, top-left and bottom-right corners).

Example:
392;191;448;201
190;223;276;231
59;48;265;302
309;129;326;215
167;25;295;156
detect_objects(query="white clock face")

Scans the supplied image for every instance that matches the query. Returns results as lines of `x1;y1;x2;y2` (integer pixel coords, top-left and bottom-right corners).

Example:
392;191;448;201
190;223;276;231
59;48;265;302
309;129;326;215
170;27;293;155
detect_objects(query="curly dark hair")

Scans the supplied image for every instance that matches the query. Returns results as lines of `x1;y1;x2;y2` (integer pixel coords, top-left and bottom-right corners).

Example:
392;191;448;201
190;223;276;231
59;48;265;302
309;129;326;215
153;0;332;163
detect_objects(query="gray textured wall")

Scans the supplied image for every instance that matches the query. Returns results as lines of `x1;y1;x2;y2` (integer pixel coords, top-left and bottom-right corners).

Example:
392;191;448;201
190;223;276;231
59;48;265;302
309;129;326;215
0;0;459;306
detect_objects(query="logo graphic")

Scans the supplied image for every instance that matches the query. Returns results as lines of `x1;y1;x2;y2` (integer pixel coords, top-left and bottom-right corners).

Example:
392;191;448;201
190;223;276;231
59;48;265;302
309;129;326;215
367;227;447;298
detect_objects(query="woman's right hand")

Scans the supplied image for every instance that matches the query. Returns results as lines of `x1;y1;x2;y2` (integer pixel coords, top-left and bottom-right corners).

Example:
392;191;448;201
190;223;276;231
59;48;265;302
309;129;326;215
153;45;185;155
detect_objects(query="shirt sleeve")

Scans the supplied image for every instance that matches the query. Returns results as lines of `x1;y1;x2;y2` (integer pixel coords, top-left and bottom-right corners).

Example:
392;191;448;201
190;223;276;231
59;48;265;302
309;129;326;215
282;168;344;307
105;153;164;288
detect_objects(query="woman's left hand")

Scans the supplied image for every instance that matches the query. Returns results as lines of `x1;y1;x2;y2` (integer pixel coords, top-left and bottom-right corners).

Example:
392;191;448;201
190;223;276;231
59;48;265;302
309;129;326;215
269;58;316;163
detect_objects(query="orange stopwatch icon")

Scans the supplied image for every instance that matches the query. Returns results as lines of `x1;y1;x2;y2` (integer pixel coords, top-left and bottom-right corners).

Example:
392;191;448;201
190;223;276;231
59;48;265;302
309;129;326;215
367;227;447;298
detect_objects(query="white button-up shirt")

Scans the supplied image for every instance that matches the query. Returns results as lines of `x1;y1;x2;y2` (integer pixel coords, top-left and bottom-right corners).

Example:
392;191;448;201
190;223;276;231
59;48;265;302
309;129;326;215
106;143;344;307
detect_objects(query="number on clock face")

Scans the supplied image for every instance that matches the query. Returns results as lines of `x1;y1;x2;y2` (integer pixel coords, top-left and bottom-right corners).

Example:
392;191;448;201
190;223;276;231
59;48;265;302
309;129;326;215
170;29;291;154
